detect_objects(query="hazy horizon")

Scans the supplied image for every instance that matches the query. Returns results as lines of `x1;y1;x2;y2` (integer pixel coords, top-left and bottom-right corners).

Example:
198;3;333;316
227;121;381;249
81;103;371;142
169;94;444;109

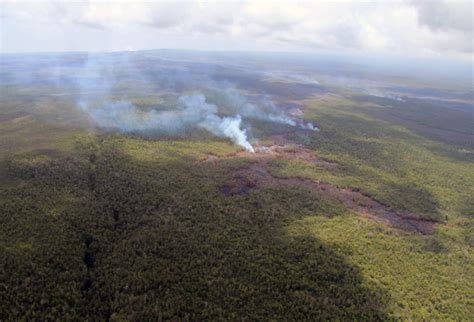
1;1;472;63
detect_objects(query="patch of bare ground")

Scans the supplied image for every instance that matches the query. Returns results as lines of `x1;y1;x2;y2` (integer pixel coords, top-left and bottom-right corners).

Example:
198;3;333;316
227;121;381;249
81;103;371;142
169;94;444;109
200;143;437;235
203;142;338;169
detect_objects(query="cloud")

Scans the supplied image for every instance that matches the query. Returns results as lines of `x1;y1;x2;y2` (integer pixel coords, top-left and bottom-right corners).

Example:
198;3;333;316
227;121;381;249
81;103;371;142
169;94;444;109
413;0;472;33
1;0;472;60
73;20;106;30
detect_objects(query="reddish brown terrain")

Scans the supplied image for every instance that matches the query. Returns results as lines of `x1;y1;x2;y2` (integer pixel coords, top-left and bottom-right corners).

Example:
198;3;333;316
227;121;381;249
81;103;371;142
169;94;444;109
201;139;438;235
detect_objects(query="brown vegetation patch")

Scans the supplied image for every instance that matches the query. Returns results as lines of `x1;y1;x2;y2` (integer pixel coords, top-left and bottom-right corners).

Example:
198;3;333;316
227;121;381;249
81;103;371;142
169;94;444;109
201;143;437;234
202;142;338;169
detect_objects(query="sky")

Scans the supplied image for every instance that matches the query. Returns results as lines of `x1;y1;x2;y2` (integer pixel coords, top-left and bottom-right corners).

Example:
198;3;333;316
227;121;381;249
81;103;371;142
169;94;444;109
0;0;472;63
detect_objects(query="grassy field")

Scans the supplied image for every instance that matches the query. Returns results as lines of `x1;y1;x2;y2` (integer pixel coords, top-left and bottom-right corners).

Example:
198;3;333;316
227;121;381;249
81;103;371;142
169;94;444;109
1;80;473;320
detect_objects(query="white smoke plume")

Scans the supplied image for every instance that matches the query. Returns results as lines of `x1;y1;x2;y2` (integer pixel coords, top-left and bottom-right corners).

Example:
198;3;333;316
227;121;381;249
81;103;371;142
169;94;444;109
213;86;320;131
200;114;254;152
80;94;255;151
75;52;319;151
215;87;296;126
300;122;320;132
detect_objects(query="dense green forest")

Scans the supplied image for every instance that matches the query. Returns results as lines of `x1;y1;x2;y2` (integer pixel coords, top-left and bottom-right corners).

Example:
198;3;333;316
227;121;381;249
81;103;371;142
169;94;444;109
1;90;472;319
0;52;473;319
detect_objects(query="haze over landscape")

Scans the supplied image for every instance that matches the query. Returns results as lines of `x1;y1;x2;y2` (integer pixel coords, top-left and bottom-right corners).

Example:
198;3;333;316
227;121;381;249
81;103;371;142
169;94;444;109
1;0;473;320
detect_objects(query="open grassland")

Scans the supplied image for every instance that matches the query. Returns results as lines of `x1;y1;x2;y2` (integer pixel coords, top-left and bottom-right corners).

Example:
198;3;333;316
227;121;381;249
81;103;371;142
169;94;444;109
1;90;473;320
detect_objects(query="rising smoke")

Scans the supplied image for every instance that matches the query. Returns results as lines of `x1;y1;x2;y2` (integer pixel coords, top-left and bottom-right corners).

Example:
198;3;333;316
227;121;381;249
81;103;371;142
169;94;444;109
76;52;319;151
80;94;254;151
